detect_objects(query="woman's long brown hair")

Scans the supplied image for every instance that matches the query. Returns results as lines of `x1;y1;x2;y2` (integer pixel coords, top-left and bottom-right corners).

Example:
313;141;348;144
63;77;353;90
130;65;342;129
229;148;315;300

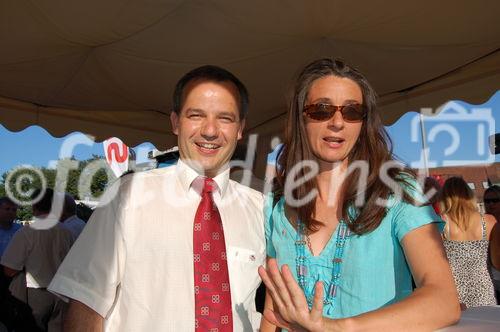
274;58;415;235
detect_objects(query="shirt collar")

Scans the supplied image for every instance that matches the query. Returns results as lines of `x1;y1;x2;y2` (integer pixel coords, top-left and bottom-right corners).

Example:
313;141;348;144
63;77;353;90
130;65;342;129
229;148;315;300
176;158;230;198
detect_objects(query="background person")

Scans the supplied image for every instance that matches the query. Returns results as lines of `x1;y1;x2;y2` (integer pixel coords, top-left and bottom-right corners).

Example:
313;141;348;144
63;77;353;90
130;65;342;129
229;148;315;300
441;177;497;309
483;185;500;303
1;189;73;331
0;197;21;257
484;185;500;221
491;222;500;303
60;194;86;240
259;58;459;331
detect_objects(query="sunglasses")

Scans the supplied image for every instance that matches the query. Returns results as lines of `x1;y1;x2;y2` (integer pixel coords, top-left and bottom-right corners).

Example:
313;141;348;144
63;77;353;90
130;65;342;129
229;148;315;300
484;198;500;204
303;103;366;122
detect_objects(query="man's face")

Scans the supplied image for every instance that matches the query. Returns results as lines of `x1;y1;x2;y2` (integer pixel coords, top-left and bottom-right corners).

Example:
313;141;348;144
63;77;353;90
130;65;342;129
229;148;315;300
484;191;500;218
170;80;245;177
0;201;18;225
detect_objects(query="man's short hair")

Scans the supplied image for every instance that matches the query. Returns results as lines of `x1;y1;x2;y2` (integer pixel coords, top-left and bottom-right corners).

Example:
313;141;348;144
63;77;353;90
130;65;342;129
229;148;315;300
173;65;249;120
63;193;77;216
0;196;16;207
31;188;54;214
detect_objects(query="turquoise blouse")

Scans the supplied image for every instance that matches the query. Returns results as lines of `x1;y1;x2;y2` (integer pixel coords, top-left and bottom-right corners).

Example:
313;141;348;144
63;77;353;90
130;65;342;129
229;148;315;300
265;180;443;318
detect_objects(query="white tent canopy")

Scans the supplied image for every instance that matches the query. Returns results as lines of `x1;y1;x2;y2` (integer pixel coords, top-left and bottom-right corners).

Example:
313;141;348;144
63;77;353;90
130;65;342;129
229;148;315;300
0;1;498;152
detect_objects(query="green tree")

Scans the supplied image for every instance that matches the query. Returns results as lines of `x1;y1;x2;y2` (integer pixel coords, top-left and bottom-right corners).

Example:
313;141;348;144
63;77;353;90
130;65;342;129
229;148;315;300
0;156;116;221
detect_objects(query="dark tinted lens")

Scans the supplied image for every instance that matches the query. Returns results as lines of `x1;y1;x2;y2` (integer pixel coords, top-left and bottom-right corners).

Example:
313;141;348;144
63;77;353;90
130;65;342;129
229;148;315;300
341;104;364;121
304;103;365;122
304;104;334;121
307;110;333;121
484;198;500;204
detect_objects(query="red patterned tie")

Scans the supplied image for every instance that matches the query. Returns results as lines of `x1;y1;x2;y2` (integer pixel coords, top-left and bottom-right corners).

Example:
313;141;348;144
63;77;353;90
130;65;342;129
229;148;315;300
193;177;233;331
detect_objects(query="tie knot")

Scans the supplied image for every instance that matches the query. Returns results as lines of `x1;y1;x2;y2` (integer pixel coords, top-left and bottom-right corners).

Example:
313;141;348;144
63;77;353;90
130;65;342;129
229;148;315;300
193;176;217;195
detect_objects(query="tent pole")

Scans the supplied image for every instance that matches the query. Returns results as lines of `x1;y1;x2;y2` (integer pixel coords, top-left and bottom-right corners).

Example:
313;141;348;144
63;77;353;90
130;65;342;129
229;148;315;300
419;112;430;177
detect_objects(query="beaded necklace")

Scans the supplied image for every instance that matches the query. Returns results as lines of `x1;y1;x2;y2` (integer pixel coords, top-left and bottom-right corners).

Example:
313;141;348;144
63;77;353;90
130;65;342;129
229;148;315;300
295;219;351;311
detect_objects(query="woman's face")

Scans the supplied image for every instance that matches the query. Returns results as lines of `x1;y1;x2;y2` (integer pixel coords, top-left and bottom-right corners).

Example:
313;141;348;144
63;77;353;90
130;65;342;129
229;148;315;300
304;75;364;168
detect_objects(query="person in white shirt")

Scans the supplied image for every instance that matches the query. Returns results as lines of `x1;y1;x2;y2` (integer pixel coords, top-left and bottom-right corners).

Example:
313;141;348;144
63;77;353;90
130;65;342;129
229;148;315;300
60;194;86;241
2;189;73;331
48;65;265;331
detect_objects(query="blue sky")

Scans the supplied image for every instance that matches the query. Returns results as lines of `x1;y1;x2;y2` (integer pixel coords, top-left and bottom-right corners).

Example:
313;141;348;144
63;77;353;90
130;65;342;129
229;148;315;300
0;127;156;175
0;91;498;176
386;91;500;168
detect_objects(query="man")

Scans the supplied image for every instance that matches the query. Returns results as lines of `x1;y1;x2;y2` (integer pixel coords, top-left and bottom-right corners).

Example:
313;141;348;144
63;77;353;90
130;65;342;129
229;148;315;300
484;185;500;221
0;197;21;257
1;189;73;331
484;185;500;303
48;65;265;331
60;194;86;240
0;197;38;331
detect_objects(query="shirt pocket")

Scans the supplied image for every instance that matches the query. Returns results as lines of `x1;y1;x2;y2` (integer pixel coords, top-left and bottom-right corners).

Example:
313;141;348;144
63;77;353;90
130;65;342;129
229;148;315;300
226;246;264;305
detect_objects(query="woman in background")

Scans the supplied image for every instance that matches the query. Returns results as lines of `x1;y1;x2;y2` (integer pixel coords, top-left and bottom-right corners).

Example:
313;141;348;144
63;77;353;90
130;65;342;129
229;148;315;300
441;177;497;308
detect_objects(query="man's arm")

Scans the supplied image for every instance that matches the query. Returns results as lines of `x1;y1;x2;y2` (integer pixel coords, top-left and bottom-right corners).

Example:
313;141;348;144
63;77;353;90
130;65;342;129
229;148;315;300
490;220;500;269
3;265;20;278
64;299;104;332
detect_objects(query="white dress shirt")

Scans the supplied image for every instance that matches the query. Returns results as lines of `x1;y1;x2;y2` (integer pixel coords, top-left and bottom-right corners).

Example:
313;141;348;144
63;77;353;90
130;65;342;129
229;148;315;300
48;159;265;331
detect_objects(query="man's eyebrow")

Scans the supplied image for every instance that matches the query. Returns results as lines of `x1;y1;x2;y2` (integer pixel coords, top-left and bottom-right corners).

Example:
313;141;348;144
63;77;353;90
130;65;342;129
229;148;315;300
217;111;237;118
184;108;204;114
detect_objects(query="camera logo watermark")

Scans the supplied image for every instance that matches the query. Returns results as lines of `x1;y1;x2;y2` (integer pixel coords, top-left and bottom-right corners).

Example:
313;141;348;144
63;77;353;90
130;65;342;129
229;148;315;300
410;101;495;168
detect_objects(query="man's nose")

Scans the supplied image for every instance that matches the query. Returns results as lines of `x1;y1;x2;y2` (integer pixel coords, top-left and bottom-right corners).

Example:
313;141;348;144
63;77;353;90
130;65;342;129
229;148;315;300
200;118;219;139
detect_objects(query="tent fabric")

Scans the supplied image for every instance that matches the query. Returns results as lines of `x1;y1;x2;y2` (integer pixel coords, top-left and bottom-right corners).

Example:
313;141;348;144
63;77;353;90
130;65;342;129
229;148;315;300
0;1;498;149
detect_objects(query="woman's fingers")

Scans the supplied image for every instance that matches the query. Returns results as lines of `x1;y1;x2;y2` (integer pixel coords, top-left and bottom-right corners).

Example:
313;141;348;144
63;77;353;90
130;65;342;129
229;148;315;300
311;281;324;321
263;308;292;330
258;265;286;310
260;259;327;331
266;259;294;310
281;264;309;309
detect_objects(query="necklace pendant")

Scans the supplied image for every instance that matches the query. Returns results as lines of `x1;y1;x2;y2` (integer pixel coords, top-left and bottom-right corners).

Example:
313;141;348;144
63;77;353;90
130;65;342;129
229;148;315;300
328;284;337;297
298;265;308;276
339;225;345;238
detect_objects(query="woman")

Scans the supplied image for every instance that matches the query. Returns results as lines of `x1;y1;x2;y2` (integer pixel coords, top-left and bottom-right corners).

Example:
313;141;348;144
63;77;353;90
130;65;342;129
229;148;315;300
259;58;460;331
440;177;497;308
